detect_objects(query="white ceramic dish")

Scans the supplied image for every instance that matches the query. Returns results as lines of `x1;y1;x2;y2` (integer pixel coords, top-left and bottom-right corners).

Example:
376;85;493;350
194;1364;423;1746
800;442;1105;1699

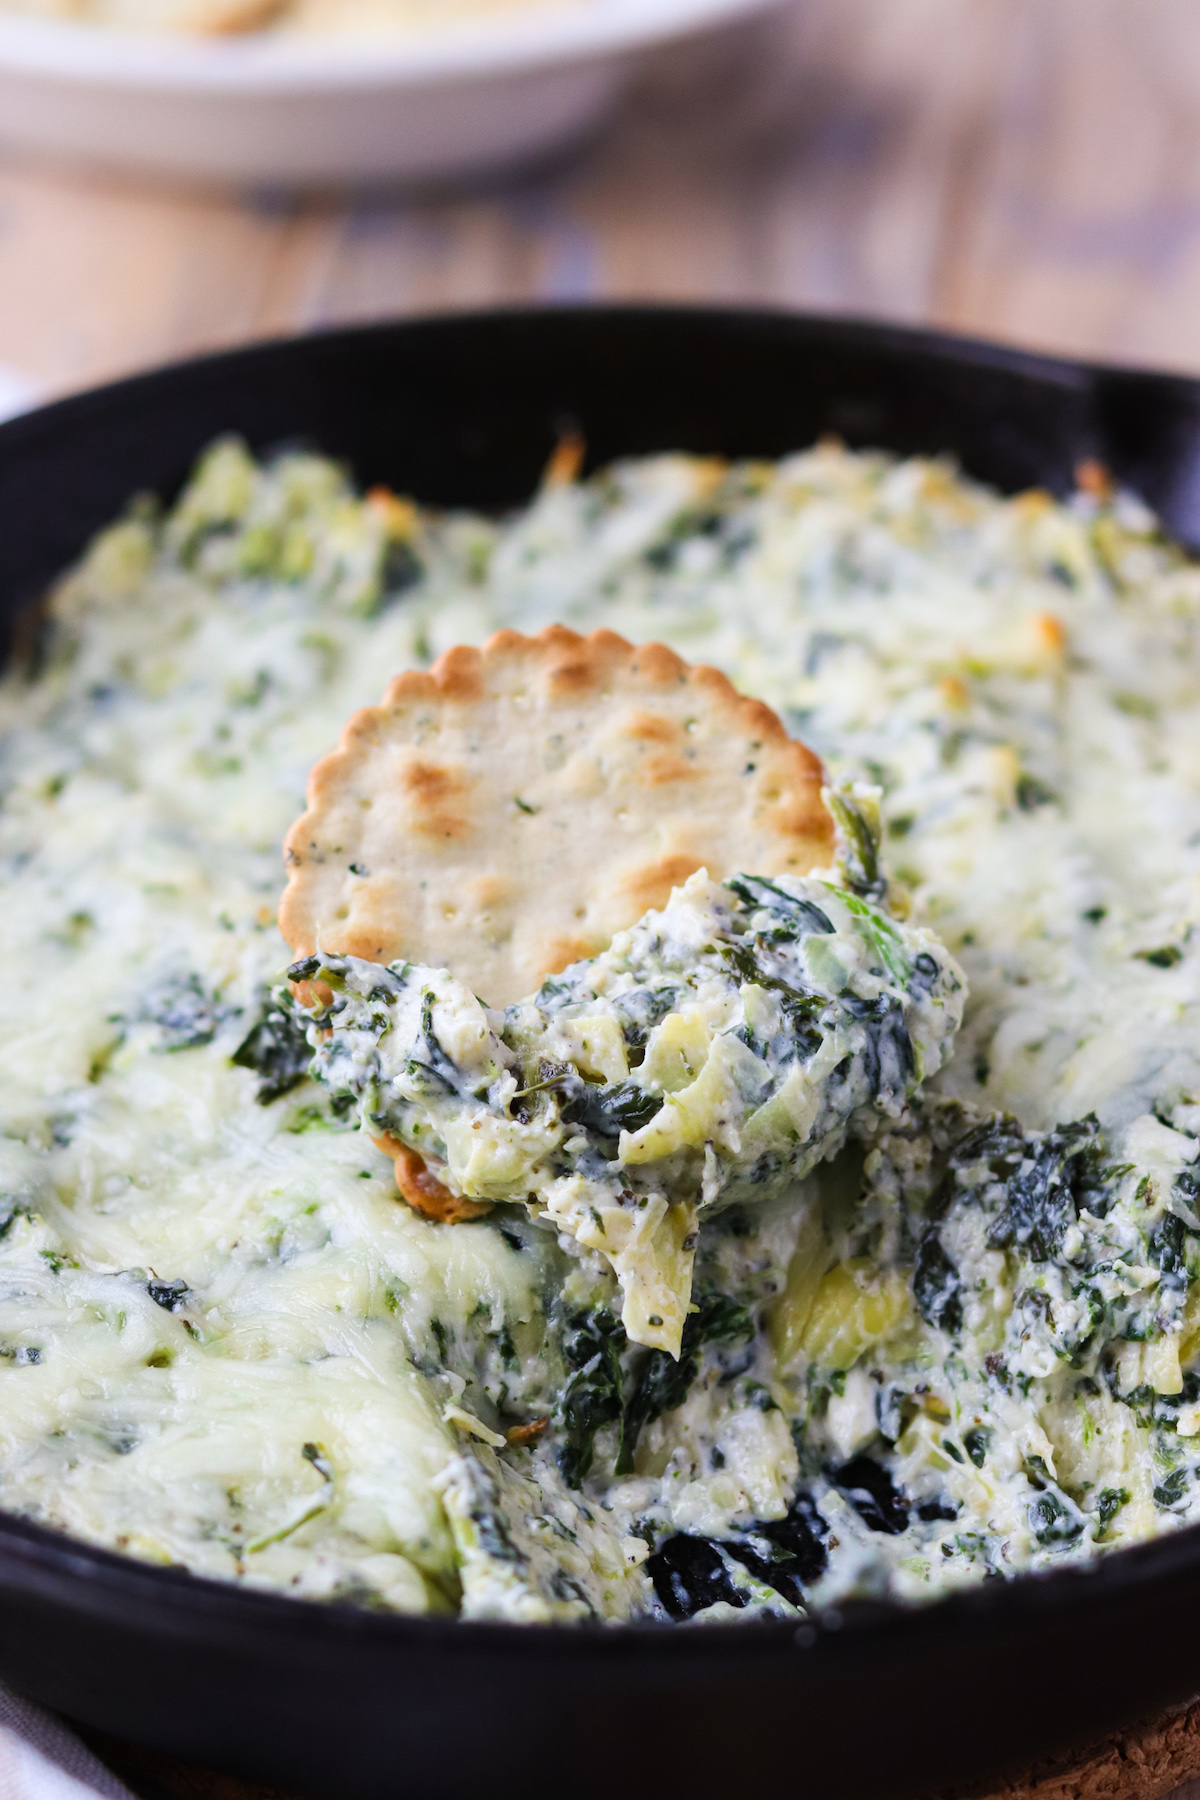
0;0;780;185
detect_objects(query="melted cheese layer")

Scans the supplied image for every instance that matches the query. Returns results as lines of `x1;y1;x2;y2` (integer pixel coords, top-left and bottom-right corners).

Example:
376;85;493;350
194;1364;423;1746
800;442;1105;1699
2;436;1200;1621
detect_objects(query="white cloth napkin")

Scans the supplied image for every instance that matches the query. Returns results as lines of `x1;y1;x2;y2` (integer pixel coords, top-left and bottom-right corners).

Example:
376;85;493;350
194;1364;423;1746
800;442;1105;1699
0;1689;134;1800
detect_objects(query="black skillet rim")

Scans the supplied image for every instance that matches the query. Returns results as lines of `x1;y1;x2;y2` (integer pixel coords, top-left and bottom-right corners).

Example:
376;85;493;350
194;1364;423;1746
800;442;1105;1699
1;301;1199;1673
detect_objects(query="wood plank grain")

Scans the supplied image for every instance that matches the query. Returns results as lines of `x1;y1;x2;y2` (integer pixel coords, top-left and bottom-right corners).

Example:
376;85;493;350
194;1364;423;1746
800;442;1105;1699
0;0;1150;398
5;0;1200;402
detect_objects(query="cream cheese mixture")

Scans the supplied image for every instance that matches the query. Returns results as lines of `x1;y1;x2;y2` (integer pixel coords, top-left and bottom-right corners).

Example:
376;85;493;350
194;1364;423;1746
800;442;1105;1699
302;872;962;1353
2;436;1200;1622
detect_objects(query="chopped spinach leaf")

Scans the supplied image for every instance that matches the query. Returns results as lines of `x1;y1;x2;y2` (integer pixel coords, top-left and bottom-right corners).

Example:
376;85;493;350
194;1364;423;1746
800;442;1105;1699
827;786;886;902
912;1230;962;1334
1148;1211;1191;1290
1095;1486;1129;1529
1138;946;1183;968
647;1535;748;1620
560;1080;664;1140
1015;773;1057;811
146;1278;189;1313
1028;1487;1085;1546
1153;1468;1189;1510
649;1486;830;1618
142;972;218;1051
0;1200;28;1241
726;874;835;936
231;989;314;1103
753;1490;830;1585
985;1116;1108;1262
553;1307;626;1487
616;1289;754;1475
831;1456;909;1535
964;1427;992;1468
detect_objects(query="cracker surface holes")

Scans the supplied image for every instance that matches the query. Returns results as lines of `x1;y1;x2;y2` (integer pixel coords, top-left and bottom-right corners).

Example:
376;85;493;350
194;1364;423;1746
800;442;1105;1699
279;625;834;1008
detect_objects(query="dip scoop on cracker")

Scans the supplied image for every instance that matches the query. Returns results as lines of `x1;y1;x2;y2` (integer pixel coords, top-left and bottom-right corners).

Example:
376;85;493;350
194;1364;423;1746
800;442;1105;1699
293;870;964;1354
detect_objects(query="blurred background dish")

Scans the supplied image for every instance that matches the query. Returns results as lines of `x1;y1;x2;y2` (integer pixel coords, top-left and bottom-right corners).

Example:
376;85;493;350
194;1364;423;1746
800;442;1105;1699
0;0;781;184
0;0;566;33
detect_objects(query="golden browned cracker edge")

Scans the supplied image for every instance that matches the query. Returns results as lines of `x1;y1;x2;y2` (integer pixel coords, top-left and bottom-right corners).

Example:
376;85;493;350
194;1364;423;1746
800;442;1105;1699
372;1134;493;1225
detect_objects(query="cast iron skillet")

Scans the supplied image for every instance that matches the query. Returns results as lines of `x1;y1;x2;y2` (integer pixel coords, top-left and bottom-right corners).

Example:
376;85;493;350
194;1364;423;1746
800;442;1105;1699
2;307;1200;1800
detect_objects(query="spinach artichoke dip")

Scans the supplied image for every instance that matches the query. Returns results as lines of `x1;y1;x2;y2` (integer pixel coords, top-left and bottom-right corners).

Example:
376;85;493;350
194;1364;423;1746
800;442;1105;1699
3;436;1200;1627
303;872;963;1357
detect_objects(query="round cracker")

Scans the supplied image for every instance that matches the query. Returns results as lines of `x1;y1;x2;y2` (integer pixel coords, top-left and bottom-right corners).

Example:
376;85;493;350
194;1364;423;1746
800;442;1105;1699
279;626;834;1009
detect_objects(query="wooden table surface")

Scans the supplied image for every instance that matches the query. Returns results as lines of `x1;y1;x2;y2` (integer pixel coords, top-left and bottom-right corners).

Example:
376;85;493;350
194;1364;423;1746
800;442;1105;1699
3;0;1200;406
6;1;1200;1795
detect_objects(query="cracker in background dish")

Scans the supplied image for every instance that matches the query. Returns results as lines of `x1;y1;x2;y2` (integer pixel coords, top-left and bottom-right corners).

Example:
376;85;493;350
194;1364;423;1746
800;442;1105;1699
279;624;834;1010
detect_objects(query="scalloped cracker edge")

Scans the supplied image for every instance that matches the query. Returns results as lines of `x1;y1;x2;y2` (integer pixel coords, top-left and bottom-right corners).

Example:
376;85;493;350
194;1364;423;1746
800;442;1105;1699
280;625;834;1012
